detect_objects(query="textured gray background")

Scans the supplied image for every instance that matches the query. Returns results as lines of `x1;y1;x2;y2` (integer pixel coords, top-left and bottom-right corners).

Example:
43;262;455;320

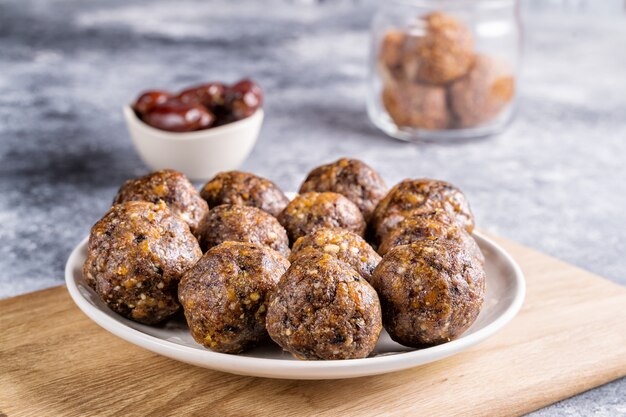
1;0;625;415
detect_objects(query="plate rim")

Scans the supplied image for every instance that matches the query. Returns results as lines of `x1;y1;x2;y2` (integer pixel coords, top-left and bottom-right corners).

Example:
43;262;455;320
65;231;526;379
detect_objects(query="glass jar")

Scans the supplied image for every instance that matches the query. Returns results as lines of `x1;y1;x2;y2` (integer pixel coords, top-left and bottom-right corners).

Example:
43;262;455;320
367;0;521;141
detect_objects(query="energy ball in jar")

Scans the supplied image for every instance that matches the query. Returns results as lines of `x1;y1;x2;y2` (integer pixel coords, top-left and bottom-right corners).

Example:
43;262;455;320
371;179;474;245
278;192;366;244
449;54;516;128
299;158;388;221
370;239;485;348
195;204;290;257
378;30;407;82
83;201;202;324
200;171;289;218
113;169;209;234
382;81;450;130
402;11;474;85
379;211;484;264
178;241;289;354
266;252;382;360
290;228;381;282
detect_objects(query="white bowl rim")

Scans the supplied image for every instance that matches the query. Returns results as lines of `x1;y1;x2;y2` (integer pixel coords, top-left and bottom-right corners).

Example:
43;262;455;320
123;105;264;142
65;231;526;377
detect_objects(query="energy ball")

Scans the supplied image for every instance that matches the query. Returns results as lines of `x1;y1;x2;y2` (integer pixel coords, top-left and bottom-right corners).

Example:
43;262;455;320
113;169;209;234
378;30;407;81
378;209;456;255
289;228;381;281
278;192;366;244
83;201;202;324
382;81;450;130
378;211;484;264
195;204;290;257
299;158;388;221
371;178;474;244
402;11;474;85
290;228;381;282
266;252;382;360
370;239;486;348
178;241;290;354
449;54;516;128
200;171;289;217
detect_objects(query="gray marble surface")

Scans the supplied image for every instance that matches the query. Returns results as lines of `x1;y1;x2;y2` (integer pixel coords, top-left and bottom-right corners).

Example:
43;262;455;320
1;0;625;415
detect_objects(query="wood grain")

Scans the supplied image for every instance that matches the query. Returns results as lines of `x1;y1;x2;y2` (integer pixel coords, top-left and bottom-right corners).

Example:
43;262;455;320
1;234;626;417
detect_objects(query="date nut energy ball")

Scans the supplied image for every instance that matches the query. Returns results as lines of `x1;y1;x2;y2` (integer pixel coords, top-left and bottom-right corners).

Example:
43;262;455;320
290;228;381;282
200;171;289;217
266;252;382;360
278;192;366;244
299;158;388;222
377;209;482;263
379;211;485;265
449;54;516;128
379;29;407;82
378;209;457;255
382;81;450;130
178;241;290;354
370;239;486;348
195;204;290;257
83;201;202;324
402;11;474;85
113;169;209;234
371;179;474;245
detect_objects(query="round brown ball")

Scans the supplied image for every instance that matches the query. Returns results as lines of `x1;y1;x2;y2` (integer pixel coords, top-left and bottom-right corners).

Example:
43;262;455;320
266;252;382;360
370;239;486;348
377;209;462;252
83;201;202;324
113;169;208;234
378;209;457;255
371;179;474;245
195;204;290;257
200;171;289;217
178;241;290;354
382;81;450;130
378;210;484;264
278;192;366;244
402;11;474;85
299;158;387;221
449;54;515;128
290;228;381;282
378;29;407;82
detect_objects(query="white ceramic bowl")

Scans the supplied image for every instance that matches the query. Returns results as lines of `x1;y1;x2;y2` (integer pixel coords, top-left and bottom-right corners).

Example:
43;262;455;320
123;106;263;181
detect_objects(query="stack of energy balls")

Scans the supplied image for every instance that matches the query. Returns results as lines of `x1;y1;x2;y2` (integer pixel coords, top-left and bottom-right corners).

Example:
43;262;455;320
379;11;515;130
83;158;485;360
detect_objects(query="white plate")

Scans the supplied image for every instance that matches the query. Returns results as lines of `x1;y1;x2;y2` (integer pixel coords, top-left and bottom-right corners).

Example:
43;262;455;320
65;231;525;379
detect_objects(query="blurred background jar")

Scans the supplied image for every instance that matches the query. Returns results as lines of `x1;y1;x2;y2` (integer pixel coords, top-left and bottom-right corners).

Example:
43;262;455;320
367;0;522;141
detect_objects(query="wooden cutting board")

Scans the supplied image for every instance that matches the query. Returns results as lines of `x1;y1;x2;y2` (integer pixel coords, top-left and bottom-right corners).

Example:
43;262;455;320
1;234;625;417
